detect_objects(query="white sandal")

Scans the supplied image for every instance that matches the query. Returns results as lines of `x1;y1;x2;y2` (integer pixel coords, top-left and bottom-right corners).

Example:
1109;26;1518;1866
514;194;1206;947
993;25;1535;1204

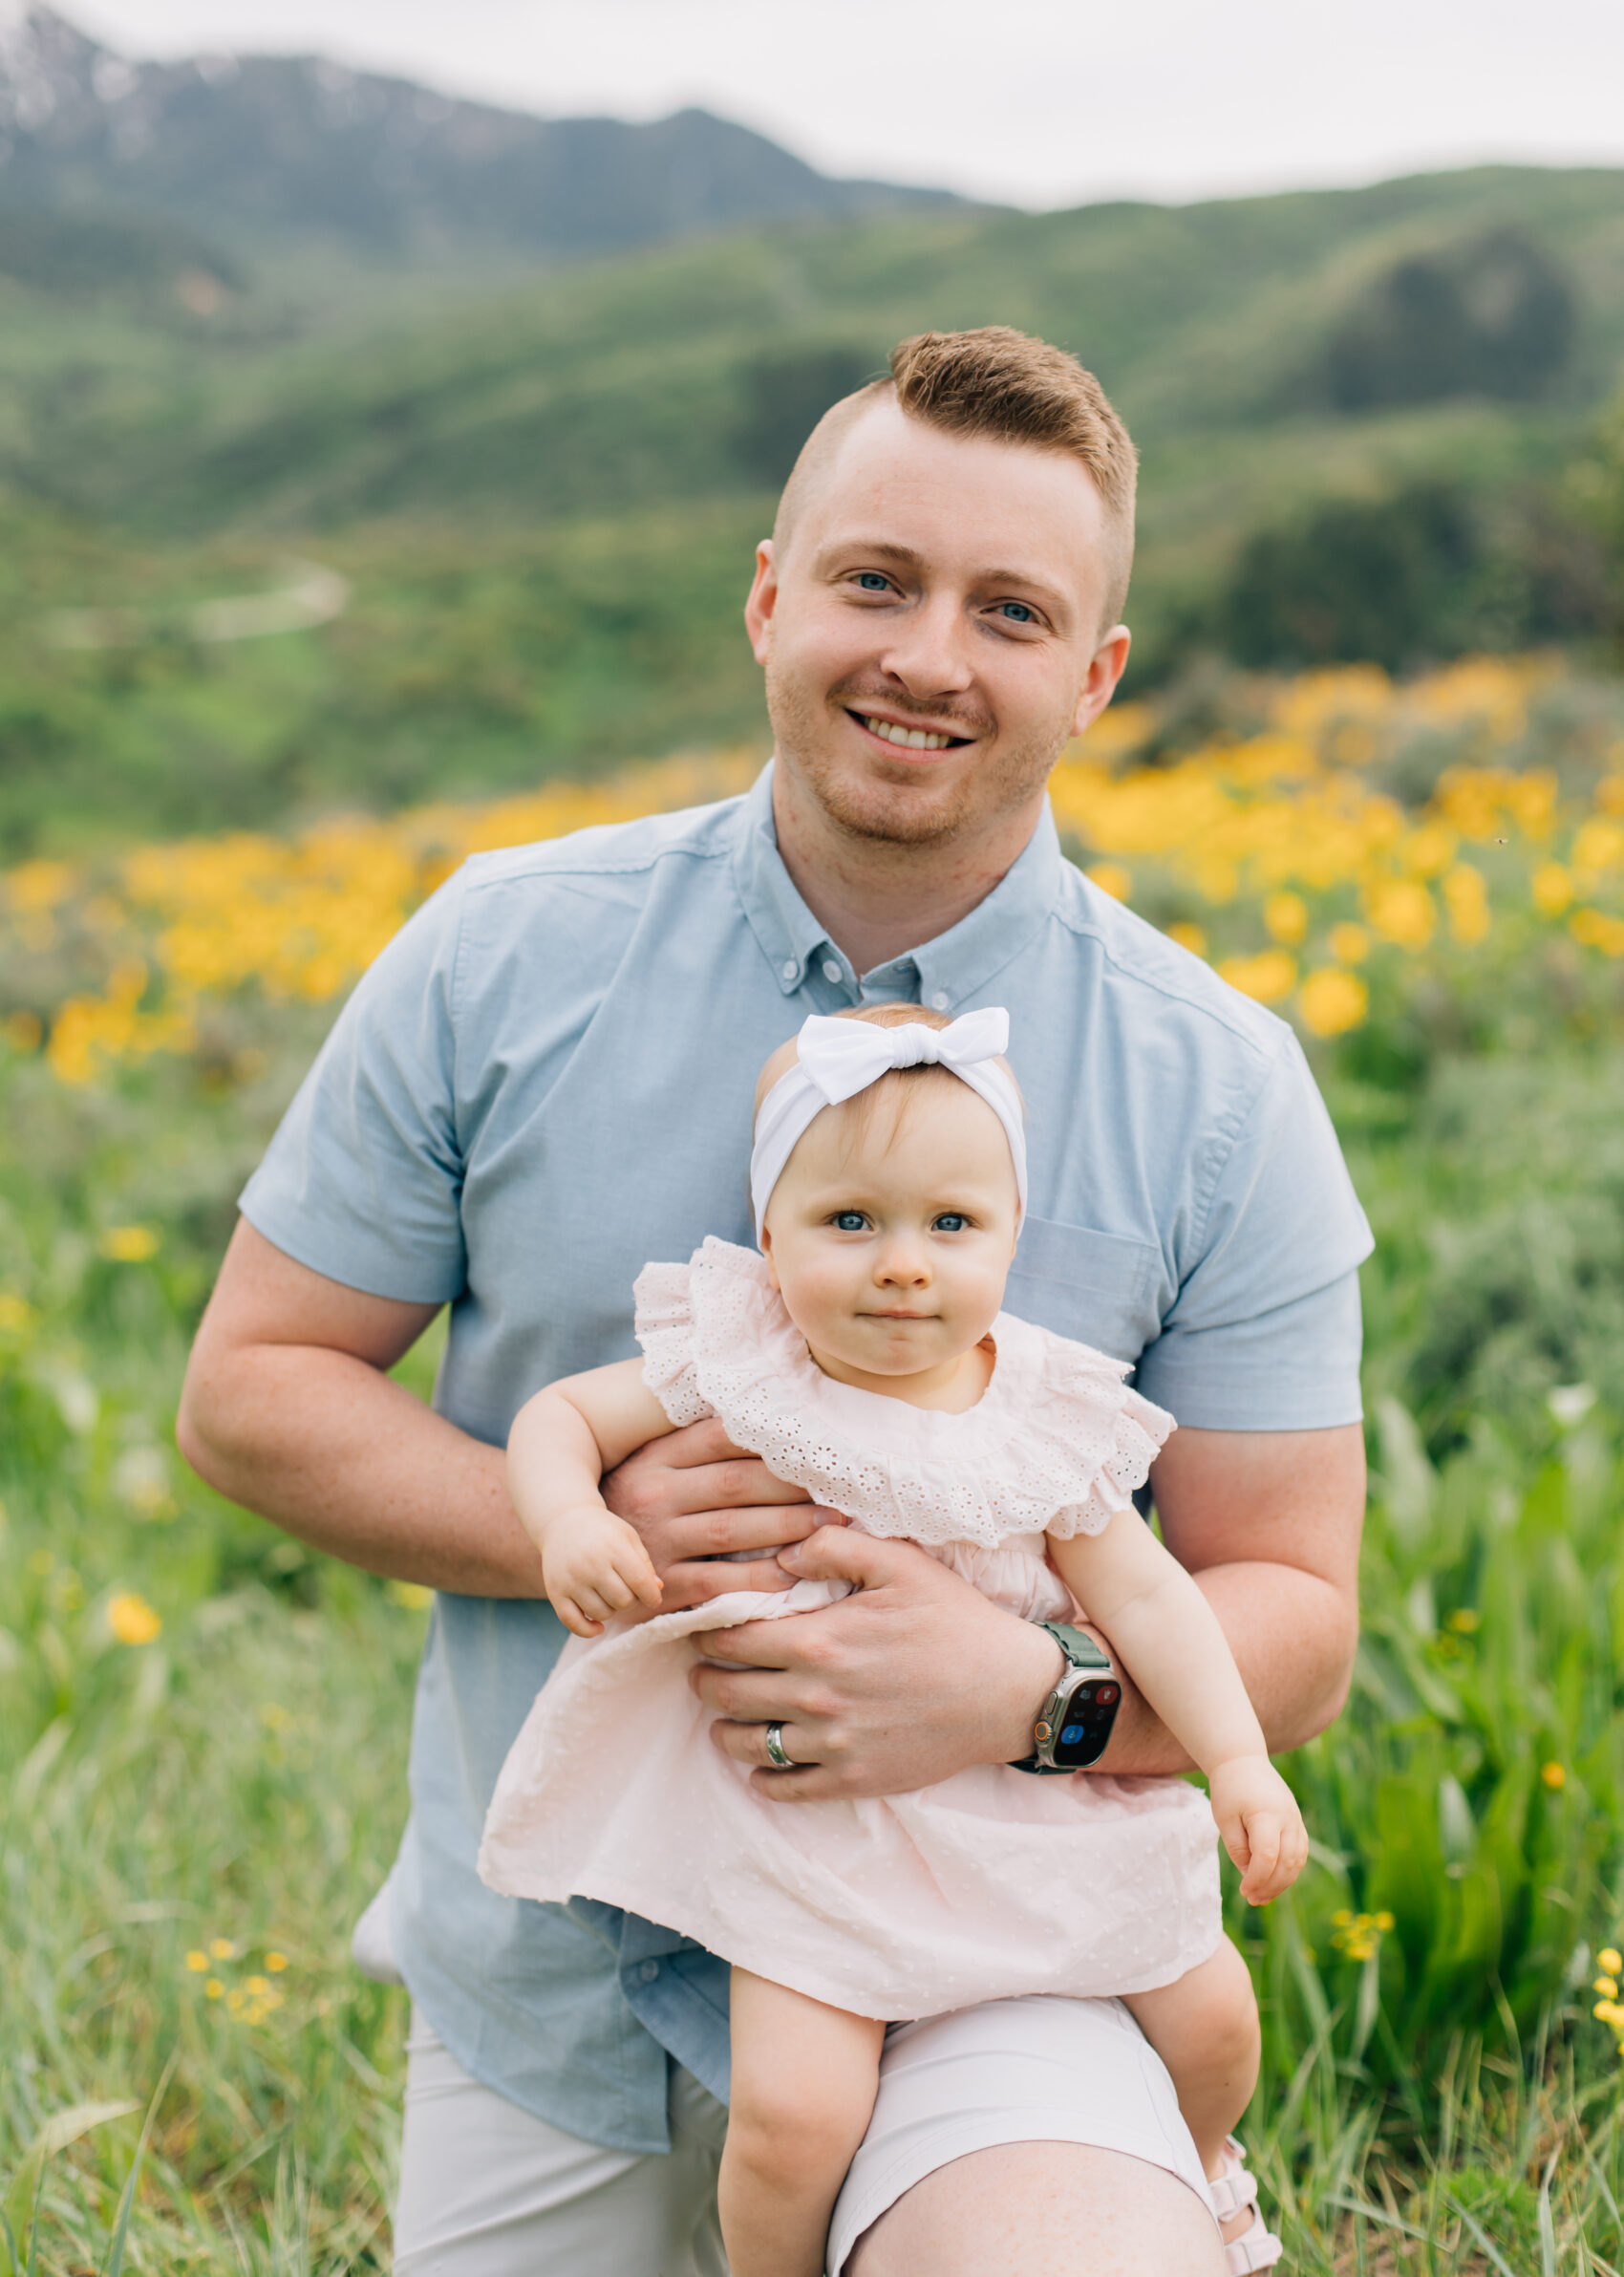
1207;2137;1284;2274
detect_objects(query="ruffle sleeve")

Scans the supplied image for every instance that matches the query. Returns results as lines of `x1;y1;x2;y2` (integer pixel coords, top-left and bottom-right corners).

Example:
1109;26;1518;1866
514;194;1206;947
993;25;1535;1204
631;1258;716;1428
1035;1338;1175;1538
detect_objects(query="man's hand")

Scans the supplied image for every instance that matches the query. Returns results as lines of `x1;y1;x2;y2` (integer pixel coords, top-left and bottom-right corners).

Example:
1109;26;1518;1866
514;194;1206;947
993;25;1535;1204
691;1524;1064;1799
601;1416;829;1611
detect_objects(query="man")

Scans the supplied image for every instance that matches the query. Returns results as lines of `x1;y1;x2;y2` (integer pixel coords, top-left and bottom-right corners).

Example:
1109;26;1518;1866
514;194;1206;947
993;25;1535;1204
179;326;1369;2274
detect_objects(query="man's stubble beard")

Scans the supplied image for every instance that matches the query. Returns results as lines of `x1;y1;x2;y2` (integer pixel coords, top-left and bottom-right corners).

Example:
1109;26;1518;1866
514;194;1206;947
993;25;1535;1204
765;657;1066;849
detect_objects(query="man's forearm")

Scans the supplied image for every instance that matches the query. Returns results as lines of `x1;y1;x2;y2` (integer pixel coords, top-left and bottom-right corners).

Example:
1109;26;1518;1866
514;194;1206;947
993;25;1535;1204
177;1343;545;1598
1089;1558;1357;1775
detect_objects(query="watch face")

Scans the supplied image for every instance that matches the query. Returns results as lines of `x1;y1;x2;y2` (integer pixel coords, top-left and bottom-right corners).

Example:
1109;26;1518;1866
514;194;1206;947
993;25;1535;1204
1051;1680;1121;1767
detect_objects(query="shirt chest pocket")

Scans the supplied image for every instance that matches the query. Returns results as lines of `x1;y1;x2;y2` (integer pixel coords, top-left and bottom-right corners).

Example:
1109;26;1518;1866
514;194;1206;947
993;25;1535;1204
1005;1216;1165;1368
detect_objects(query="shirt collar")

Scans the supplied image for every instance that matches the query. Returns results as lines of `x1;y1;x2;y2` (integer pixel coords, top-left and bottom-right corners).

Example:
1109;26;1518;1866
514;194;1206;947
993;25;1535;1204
730;761;1065;1010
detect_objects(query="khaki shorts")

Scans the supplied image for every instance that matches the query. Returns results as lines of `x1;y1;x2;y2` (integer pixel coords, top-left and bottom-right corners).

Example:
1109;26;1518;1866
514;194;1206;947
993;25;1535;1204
393;1996;1208;2275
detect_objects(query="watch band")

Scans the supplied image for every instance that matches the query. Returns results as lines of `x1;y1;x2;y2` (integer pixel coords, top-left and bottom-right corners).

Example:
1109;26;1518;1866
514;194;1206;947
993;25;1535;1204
1009;1622;1121;1774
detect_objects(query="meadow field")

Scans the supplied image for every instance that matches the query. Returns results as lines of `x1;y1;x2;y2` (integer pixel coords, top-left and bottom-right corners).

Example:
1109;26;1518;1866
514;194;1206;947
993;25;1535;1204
5;655;1624;2272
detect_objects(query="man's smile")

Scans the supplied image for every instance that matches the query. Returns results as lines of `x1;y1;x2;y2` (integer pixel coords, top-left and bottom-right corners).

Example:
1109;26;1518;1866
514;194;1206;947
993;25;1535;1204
846;707;976;755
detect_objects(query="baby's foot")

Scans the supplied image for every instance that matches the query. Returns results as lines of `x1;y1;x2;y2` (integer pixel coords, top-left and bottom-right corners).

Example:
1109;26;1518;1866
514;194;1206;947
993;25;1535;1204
1206;2137;1283;2274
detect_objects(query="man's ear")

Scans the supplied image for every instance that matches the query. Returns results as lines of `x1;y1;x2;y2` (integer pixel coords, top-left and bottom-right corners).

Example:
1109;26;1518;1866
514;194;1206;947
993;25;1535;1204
1069;624;1132;740
744;540;778;666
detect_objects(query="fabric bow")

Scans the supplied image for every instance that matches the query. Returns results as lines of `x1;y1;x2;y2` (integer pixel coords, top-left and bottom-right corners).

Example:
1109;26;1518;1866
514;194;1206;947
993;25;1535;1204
749;1005;1026;1243
795;1007;1012;1104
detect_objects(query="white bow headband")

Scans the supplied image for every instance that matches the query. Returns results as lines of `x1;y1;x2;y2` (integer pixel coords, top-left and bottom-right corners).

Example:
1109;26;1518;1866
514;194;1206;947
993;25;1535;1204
750;1007;1027;1245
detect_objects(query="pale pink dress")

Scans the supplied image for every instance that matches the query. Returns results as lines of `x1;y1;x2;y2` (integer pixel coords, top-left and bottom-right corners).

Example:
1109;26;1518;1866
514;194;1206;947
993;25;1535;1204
479;1236;1222;2022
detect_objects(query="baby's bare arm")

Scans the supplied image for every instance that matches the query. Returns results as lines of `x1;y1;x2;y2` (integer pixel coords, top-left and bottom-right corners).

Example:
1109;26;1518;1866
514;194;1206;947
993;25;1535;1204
508;1359;676;1634
1048;1512;1308;1901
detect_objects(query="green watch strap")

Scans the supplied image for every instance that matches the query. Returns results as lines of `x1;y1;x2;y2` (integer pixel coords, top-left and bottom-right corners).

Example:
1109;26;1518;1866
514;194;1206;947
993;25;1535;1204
1008;1620;1117;1773
1040;1622;1112;1673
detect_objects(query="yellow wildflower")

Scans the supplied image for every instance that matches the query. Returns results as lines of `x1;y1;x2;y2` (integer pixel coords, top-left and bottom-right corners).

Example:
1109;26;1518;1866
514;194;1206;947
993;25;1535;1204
185;1950;208;1972
1328;922;1370;965
1165;921;1207;957
1085;862;1133;903
1298;968;1369;1039
204;1979;224;1999
1365;880;1436;952
0;1293;37;1335
1541;1762;1567;1791
266;1951;289;1972
1531;863;1573;917
209;1937;237;1960
107;1591;161;1645
1571;909;1624;957
1263;891;1308;946
99;1226;160;1263
1216;951;1296;1005
1601;1948;1623;1975
1442;863;1490;947
387;1579;436;1610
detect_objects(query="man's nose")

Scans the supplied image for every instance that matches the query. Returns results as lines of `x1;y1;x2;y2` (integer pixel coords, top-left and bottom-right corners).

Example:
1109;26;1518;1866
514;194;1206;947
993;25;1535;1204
878;594;973;698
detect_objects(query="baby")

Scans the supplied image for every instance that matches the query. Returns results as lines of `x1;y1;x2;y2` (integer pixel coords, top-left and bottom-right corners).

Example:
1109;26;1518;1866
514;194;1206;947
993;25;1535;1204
481;1002;1303;2277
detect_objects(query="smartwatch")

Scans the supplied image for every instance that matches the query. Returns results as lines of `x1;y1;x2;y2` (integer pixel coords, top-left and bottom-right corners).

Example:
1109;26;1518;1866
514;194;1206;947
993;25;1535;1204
1009;1622;1122;1773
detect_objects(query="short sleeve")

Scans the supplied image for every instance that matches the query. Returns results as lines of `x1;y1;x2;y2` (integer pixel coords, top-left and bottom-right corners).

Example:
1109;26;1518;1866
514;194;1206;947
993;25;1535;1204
632;1260;714;1428
238;876;469;1302
1134;1031;1372;1430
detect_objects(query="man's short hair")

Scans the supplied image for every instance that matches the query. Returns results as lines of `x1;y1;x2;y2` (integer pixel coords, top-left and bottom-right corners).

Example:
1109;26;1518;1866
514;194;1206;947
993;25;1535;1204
773;326;1138;633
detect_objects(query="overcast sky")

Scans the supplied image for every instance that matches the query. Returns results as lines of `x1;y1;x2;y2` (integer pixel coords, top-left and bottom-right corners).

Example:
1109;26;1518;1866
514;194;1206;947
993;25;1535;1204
64;0;1624;211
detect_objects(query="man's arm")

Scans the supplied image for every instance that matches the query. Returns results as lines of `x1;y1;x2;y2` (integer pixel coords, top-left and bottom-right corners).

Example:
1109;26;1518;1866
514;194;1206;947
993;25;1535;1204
688;1421;1364;1796
177;1220;539;1596
1086;1421;1365;1772
177;1220;815;1600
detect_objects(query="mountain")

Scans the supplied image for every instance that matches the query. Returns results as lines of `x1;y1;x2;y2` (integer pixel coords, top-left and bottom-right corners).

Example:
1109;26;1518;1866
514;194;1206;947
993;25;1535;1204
0;5;964;268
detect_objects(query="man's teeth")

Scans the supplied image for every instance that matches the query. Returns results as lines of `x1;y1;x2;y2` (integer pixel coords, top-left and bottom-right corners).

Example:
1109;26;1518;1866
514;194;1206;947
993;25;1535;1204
860;715;956;751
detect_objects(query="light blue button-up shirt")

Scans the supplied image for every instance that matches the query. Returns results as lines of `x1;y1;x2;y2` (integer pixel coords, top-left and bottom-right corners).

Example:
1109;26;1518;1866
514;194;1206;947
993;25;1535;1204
240;765;1371;2152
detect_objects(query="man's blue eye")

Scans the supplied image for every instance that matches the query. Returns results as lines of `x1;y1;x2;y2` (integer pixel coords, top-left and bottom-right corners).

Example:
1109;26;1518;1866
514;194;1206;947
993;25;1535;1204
999;601;1035;624
856;573;890;591
933;1213;969;1232
834;1212;867;1231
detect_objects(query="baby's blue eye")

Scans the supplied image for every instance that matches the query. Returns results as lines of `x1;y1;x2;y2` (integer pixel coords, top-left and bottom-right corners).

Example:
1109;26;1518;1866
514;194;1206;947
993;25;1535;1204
933;1213;970;1233
833;1211;868;1231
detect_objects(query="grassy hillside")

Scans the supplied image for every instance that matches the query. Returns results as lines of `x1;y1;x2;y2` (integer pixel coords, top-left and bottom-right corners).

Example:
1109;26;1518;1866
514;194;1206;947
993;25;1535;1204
3;163;1623;854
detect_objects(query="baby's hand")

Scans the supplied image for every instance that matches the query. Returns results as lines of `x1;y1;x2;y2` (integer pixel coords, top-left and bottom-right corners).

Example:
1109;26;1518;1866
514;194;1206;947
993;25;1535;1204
541;1504;664;1638
1207;1756;1308;1905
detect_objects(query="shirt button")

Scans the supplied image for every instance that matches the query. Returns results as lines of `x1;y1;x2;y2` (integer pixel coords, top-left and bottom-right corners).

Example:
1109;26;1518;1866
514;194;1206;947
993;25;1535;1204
930;991;951;1011
823;959;843;983
781;959;798;982
638;1959;661;1983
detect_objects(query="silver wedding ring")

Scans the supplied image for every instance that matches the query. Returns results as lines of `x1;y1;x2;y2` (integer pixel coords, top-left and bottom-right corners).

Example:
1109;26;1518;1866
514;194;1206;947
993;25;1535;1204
764;1722;794;1771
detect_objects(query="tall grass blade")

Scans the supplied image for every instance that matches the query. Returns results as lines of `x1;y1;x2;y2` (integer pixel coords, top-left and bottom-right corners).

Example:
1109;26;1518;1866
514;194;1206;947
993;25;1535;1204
1445;2194;1522;2277
100;2052;177;2277
0;2103;140;2276
1538;2155;1560;2277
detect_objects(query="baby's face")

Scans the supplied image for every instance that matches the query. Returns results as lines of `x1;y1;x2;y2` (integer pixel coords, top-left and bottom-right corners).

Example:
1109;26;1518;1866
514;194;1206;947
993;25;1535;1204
762;1078;1020;1388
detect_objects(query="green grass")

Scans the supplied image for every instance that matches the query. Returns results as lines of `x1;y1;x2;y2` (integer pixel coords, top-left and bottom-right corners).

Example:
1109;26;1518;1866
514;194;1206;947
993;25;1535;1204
3;982;1624;2267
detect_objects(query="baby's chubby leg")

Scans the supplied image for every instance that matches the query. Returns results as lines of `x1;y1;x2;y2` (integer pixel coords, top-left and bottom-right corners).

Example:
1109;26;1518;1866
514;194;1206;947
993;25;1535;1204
1122;1936;1261;2185
720;1966;886;2277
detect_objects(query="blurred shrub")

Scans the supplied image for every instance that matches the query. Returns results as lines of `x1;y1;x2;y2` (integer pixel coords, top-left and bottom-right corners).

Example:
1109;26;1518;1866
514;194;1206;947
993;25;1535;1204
1317;227;1576;412
1352;1050;1624;1452
733;342;877;484
1206;480;1610;672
